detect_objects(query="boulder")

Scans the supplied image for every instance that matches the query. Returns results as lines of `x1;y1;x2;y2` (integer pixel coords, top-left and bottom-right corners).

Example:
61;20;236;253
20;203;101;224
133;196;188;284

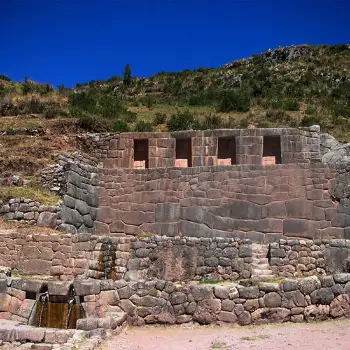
193;299;221;324
263;292;282;308
330;294;350;318
37;212;57;228
298;276;321;295
310;288;334;305
251;307;290;324
304;305;329;322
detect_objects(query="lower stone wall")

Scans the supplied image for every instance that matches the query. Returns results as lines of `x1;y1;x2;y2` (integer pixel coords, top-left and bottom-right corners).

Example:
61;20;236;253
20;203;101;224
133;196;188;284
2;231;350;282
0;197;60;228
2;275;350;328
270;238;350;277
0;231;252;282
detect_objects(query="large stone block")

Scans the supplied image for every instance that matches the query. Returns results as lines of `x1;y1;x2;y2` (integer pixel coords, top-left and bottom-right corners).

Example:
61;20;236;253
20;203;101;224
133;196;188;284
283;219;315;238
96;207;119;224
61;206;84;227
155;203;180;222
37;212;57;228
285;199;314;219
212;200;262;220
73;280;100;296
267;202;287;218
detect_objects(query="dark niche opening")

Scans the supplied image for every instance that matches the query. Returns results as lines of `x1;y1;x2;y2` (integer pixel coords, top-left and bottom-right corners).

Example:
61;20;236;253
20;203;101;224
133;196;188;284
218;137;237;165
175;138;192;167
263;136;282;165
134;139;149;169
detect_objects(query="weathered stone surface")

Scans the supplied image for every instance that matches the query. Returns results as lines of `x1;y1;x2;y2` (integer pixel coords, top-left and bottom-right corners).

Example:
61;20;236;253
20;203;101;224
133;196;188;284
73;280;100;296
263;292;282;308
217;311;237;323
238;287;259;299
193;299;221;324
251;307;290;324
37;212;57;228
304;305;329;322
214;286;229;299
334;273;350;283
283;280;299;292
237;311;252;325
283;219;315;238
310;288;334;305
330;294;350;318
298;276;321;295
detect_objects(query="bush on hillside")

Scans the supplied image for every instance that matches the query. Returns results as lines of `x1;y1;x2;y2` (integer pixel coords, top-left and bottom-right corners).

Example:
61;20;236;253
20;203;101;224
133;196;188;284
0;75;12;82
152;112;167;125
113;119;130;132
166;110;200;131
217;90;251;113
134;120;154;132
98;95;125;119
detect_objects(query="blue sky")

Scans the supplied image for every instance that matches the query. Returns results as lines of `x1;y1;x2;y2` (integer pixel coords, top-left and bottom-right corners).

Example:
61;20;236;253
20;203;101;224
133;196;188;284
1;0;349;87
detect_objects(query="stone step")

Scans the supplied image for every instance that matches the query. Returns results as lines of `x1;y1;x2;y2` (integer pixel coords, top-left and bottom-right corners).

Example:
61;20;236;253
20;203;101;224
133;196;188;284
251;263;270;269
253;253;268;258
252;259;269;264
252;275;275;281
252;269;274;275
251;257;269;262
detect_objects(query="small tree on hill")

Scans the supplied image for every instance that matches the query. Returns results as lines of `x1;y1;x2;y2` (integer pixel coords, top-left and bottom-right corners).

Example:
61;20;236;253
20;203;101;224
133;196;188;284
123;64;132;86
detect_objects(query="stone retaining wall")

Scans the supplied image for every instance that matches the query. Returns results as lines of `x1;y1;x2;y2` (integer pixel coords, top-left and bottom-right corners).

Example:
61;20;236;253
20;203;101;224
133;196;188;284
2;275;350;328
0;232;252;282
0;197;60;228
89;163;349;240
2;231;350;282
39;151;99;196
270;238;350;277
60;162;100;234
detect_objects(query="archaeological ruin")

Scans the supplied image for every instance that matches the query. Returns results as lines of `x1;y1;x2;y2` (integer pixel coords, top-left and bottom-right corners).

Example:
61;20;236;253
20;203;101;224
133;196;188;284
2;126;350;348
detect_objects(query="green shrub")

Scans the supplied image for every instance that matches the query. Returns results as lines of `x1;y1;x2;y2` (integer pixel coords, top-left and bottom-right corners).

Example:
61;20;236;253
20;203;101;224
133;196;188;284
153;112;167;125
68;91;96;115
98;95;124;119
166;110;200;131
43;102;63;119
134;120;154;132
300;114;322;126
282;99;300;111
78;114;97;131
0;74;12;82
217;90;251;113
113;119;130;132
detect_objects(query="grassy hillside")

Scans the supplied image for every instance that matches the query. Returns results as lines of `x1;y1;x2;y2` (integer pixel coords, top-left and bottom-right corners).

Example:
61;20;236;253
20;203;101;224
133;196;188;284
1;44;350;140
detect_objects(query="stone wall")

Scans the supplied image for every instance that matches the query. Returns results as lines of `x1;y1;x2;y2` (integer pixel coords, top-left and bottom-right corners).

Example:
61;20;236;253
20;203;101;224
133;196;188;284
39;152;99;196
61;162;100;234
97;127;321;169
270;238;350;277
2;231;350;282
0;198;60;228
2;274;350;328
91;163;348;240
0;231;252;282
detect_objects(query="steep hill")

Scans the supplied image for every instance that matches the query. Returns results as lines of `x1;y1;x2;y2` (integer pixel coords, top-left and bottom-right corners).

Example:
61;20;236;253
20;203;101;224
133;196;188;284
0;43;349;138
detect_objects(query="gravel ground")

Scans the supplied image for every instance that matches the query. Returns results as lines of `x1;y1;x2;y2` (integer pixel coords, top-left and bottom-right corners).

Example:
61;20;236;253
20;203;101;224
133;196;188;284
98;319;350;350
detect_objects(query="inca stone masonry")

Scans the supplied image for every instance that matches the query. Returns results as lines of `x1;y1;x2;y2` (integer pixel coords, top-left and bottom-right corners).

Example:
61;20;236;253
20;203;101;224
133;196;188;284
59;126;350;241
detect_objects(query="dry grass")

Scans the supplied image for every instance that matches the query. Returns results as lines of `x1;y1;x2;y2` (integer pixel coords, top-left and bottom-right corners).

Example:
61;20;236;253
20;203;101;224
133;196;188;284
0;217;59;235
0;186;59;206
